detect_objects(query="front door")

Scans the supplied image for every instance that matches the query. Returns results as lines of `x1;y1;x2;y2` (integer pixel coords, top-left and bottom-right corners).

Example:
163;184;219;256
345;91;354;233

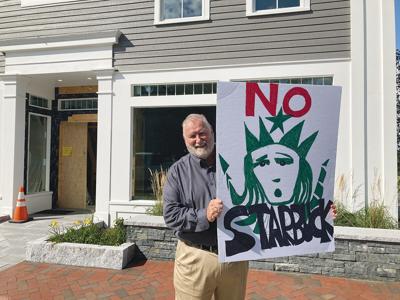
58;121;88;209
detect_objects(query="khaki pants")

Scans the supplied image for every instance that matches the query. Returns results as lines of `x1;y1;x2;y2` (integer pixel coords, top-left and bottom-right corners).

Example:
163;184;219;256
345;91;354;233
174;240;249;300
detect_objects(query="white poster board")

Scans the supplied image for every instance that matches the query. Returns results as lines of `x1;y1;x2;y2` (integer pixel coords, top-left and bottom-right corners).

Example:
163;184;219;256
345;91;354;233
216;82;341;263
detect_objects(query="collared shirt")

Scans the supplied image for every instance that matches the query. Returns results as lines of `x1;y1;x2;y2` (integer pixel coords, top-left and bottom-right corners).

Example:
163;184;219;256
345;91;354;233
163;153;217;246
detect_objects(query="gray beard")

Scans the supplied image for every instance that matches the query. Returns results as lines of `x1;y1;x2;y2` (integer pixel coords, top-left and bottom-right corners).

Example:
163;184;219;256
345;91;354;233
187;137;215;160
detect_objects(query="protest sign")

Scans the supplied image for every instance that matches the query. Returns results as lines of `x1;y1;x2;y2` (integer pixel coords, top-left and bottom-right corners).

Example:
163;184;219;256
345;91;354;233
216;82;341;262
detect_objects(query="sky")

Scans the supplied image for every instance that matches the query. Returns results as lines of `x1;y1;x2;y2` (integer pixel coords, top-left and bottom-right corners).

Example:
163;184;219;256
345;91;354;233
396;0;400;49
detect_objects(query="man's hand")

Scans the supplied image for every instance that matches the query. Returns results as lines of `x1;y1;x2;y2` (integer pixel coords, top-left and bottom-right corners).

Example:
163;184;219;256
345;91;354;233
207;198;223;222
330;203;337;220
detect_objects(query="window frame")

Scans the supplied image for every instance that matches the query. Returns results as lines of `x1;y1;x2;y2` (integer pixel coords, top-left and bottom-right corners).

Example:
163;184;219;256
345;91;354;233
246;0;310;17
154;0;210;25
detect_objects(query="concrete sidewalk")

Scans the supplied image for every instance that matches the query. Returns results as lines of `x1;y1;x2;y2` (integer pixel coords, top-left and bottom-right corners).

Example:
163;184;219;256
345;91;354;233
0;260;399;300
0;210;92;271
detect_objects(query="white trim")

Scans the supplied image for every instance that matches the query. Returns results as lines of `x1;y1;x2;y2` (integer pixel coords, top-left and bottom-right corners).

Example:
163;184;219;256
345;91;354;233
0;37;119;52
119;57;350;75
21;0;85;7
246;0;310;17
27;112;51;194
154;0;210;25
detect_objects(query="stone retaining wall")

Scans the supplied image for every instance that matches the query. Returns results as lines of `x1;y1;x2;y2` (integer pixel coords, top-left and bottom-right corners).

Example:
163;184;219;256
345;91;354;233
125;215;400;281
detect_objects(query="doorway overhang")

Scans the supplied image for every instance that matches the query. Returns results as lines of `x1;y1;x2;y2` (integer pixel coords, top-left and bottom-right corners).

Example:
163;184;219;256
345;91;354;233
0;30;121;75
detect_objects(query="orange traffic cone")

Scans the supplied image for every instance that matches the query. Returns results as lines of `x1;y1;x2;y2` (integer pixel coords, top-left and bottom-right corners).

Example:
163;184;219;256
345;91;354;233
9;186;32;223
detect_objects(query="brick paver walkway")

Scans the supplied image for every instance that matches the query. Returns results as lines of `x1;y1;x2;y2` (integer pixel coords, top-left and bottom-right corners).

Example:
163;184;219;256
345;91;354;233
0;260;399;300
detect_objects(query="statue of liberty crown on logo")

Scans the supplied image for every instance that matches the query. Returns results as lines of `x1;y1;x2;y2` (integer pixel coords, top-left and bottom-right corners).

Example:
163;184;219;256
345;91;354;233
219;110;330;229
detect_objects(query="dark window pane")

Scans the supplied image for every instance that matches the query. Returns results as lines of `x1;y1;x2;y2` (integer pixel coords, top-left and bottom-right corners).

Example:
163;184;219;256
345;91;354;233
158;85;167;95
324;77;333;85
301;78;312;84
270;79;279;83
290;78;301;84
176;84;184;95
141;86;149;96
212;82;217;94
313;77;324;85
203;83;212;94
93;100;98;109
183;0;202;17
132;107;216;199
185;84;194;94
133;86;141;97
150;85;158;96
279;79;290;84
256;0;276;10
164;0;181;19
167;84;176;95
194;83;203;94
278;0;300;8
185;83;193;95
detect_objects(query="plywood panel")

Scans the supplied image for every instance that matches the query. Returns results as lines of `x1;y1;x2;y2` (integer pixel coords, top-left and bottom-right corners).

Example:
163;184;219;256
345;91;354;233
58;121;87;209
68;114;97;123
58;85;98;95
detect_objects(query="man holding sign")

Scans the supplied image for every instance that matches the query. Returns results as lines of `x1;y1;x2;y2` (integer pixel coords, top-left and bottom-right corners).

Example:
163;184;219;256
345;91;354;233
163;81;339;299
163;114;249;300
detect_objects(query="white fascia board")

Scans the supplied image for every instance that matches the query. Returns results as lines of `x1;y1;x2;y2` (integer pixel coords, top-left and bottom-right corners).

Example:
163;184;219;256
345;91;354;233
0;36;119;52
21;0;84;7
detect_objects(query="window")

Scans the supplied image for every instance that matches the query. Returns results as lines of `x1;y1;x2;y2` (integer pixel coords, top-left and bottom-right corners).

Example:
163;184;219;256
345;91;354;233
246;0;310;16
27;113;51;194
131;82;217;97
21;0;82;7
58;98;98;111
132;107;215;199
235;76;333;86
154;0;210;25
28;94;51;110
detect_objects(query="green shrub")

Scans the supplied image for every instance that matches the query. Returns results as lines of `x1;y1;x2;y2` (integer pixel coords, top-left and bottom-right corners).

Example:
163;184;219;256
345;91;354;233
48;216;126;246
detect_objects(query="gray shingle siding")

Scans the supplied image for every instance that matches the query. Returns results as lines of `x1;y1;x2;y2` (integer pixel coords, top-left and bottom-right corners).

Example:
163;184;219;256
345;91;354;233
0;0;350;73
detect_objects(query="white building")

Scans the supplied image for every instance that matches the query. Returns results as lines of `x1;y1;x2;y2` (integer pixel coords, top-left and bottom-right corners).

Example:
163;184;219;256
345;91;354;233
0;0;397;224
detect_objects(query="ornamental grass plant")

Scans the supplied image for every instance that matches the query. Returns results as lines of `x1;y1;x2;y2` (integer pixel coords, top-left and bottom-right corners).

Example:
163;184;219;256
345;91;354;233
334;174;398;229
48;216;126;246
146;167;168;216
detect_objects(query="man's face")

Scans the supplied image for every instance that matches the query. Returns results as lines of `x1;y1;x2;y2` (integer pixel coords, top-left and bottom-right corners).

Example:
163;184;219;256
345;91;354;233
183;118;214;160
251;144;300;205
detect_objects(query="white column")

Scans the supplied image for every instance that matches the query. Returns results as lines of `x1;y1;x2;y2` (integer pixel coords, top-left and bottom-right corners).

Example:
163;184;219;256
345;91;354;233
365;0;397;219
351;0;397;219
0;75;28;216
350;0;367;211
94;70;114;226
379;0;397;219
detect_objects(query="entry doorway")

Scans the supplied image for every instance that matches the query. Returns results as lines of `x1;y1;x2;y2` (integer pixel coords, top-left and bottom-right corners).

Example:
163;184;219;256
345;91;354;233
58;115;97;209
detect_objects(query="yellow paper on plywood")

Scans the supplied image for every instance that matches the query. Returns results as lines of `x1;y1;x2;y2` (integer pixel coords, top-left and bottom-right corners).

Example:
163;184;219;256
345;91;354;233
62;146;73;156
